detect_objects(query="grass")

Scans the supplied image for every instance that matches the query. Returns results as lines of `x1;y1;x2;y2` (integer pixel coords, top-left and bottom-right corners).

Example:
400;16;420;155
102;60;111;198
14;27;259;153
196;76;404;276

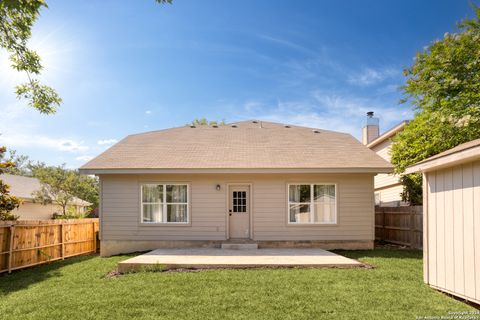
0;249;475;319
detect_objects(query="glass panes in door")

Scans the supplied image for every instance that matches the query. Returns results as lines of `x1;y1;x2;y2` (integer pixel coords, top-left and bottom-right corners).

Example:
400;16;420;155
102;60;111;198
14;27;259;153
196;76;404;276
232;191;247;213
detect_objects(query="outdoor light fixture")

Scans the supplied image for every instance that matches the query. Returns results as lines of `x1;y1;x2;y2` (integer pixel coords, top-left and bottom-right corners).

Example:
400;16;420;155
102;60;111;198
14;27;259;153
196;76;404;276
216;184;221;191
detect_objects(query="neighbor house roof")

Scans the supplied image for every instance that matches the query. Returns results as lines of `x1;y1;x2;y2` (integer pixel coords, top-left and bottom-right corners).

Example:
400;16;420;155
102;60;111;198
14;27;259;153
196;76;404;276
366;121;409;149
406;138;480;174
0;174;92;206
80;120;393;174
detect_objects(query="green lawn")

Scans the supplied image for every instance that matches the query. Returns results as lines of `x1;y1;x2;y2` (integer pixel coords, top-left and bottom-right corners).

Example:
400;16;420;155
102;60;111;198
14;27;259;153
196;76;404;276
0;249;475;319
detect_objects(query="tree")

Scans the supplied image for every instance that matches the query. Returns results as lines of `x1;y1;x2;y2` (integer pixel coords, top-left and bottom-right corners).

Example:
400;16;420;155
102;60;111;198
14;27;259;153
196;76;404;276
0;0;171;113
191;118;226;126
0;147;21;221
0;0;61;114
391;7;480;204
32;165;98;216
70;174;99;210
0;148;33;176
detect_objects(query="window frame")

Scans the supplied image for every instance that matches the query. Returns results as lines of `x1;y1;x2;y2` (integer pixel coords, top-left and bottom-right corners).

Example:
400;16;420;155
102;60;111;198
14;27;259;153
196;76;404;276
287;183;338;225
140;183;190;225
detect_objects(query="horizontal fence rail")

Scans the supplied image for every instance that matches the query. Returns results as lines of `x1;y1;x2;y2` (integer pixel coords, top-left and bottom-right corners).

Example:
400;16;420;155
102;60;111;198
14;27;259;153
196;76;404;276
375;206;423;249
0;219;99;273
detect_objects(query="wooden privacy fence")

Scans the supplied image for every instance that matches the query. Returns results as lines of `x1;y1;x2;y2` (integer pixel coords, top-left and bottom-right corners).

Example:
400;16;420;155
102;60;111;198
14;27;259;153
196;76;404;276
0;218;99;273
375;206;423;249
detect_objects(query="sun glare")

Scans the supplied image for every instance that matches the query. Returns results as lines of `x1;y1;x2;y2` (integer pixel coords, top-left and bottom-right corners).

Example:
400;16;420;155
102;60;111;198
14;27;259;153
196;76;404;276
0;25;78;90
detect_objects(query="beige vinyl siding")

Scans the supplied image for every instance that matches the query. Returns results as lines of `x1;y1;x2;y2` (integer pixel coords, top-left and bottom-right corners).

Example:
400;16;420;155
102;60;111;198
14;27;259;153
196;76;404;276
99;173;374;242
375;184;403;207
12;201;56;220
370;138;404;206
424;160;480;305
374;173;399;189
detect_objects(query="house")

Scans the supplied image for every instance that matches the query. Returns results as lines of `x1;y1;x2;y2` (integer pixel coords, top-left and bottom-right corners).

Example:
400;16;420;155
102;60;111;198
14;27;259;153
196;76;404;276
79;120;393;256
406;139;480;306
1;174;92;220
362;112;409;207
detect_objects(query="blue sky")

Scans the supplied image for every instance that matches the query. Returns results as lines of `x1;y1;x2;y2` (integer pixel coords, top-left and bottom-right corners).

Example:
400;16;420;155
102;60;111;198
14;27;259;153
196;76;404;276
0;0;474;167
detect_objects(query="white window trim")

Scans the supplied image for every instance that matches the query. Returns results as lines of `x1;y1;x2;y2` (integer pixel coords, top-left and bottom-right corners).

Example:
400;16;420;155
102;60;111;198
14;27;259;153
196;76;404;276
140;183;190;224
287;183;338;225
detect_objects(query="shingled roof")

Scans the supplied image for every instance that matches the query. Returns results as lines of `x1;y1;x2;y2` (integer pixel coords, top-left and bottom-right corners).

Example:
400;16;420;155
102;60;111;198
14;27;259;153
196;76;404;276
80;120;393;173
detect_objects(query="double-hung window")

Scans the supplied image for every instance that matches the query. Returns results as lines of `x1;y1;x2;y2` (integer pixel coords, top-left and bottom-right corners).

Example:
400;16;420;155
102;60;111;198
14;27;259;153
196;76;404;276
141;184;188;223
288;184;336;224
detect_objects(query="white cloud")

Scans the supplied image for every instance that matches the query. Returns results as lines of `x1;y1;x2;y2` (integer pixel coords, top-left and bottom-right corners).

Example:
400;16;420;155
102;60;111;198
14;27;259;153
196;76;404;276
347;67;398;86
0;134;89;153
75;155;94;162
97;139;118;145
145;110;152;115
58;140;89;152
230;90;413;140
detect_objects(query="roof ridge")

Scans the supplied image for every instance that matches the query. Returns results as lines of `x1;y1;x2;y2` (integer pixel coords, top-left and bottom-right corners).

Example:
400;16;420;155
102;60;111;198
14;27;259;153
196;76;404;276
126;119;352;136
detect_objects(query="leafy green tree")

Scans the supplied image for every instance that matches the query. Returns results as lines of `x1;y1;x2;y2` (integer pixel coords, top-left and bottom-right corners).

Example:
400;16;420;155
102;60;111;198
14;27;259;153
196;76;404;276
70;174;99;210
391;7;480;204
191;118;226;126
0;148;33;176
32;165;98;216
0;147;21;220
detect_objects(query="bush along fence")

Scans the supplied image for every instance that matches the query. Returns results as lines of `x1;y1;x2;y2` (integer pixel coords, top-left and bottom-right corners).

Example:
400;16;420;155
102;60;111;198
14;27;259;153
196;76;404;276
0;218;99;273
375;206;423;249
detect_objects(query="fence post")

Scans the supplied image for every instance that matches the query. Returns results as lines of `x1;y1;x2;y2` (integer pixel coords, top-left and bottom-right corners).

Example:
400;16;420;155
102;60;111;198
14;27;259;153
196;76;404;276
61;223;65;260
409;208;415;248
8;225;14;273
92;222;96;253
381;208;386;241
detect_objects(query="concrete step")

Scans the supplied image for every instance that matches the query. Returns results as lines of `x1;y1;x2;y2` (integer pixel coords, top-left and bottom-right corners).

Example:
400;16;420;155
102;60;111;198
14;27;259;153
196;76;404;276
221;243;258;250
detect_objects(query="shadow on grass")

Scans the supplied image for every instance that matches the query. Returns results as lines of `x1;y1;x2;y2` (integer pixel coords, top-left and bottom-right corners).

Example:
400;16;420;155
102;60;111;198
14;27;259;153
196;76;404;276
0;254;97;295
334;248;422;261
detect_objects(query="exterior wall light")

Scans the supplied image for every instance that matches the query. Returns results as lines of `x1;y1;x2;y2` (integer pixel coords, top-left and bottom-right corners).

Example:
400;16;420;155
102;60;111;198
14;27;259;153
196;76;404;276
216;184;221;191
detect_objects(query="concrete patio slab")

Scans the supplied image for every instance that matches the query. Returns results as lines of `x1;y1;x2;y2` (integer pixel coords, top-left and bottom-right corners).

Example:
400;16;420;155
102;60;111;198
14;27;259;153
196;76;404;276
117;248;363;273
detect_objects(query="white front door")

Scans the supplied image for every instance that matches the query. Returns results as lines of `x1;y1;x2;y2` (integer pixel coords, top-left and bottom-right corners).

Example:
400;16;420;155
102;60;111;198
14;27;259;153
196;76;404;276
228;185;250;239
